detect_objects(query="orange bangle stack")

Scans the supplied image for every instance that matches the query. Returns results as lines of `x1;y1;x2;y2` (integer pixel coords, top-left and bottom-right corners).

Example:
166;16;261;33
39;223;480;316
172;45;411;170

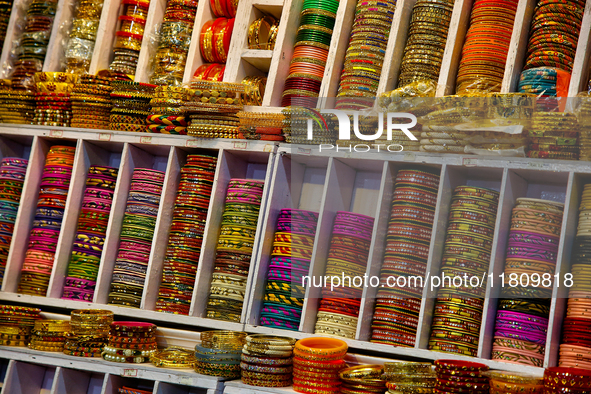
455;0;519;94
196;0;236;78
292;337;347;394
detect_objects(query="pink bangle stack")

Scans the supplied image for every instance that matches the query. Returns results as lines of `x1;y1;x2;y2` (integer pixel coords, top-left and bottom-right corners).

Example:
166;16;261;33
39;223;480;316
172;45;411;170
18;145;76;296
314;210;375;339
559;183;591;368
492;197;564;367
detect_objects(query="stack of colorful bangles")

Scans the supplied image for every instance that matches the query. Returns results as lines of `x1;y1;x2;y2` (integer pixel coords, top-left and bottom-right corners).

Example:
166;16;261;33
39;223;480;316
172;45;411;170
292;337;347;394
156;154;218;315
18;145;76;296
237;111;285;141
0;0;13;52
543;367;591;393
261;208;318;331
109;81;156;133
487;371;544;394
108;168;164;308
33;72;76;127
429;186;499;357
65;309;113;357
62;165;118;302
147;86;188;134
109;0;150;76
522;0;584;75
150;0;199;85
70;74;113;129
240;334;295;387
0;305;41;346
281;0;337;107
371;168;439;347
397;0;454;88
9;0;57;90
315;211;375;339
102;322;157;363
184;80;244;139
28;319;70;352
434;360;489;393
335;0;395;110
206;179;265;322
455;0;518;94
383;361;436;394
0;86;35;123
518;67;571;103
199;17;235;66
339;365;386;394
492;198;563;367
150;346;196;368
527;112;579;160
559;184;591;368
63;0;105;74
194;330;246;379
0;157;28;284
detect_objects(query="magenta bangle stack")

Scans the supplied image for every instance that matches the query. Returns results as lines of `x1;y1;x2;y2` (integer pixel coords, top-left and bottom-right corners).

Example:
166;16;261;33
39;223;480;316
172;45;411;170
206;178;265;322
108;168;165;308
260;208;319;331
62;165;118;302
0;157;28;285
18;145;76;296
371;168;440;347
314;210;375;339
492;198;564;367
559;183;591;368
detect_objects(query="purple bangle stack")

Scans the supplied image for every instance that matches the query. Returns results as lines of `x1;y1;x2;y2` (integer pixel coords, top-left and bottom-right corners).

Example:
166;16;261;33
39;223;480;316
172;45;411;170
18;145;76;296
108;168;165;308
428;185;500;357
206;178;265;323
260;208;319;331
0;157;28;285
314;211;375;339
492;197;564;367
371;168;440;347
62;165;118;302
156;154;218;315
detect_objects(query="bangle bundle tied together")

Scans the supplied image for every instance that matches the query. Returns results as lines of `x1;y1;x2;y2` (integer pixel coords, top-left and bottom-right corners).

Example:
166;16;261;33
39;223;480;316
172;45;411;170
0;305;41;346
194;330;247;378
29;320;70;352
65;309;113;357
240;334;296;387
383;362;436;394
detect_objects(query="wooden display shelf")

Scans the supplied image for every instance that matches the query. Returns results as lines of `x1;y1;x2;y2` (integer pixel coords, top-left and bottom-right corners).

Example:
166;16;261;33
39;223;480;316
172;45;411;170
0;347;224;393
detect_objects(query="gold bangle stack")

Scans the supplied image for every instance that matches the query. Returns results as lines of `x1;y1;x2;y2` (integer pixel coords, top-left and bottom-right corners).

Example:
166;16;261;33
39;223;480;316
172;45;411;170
65;309;113;357
194;330;246;378
150;346;196;368
340;365;386;394
383;362;436;394
240;335;295;387
241;76;266;106
28;320;70;352
0;305;41;346
248;16;279;50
